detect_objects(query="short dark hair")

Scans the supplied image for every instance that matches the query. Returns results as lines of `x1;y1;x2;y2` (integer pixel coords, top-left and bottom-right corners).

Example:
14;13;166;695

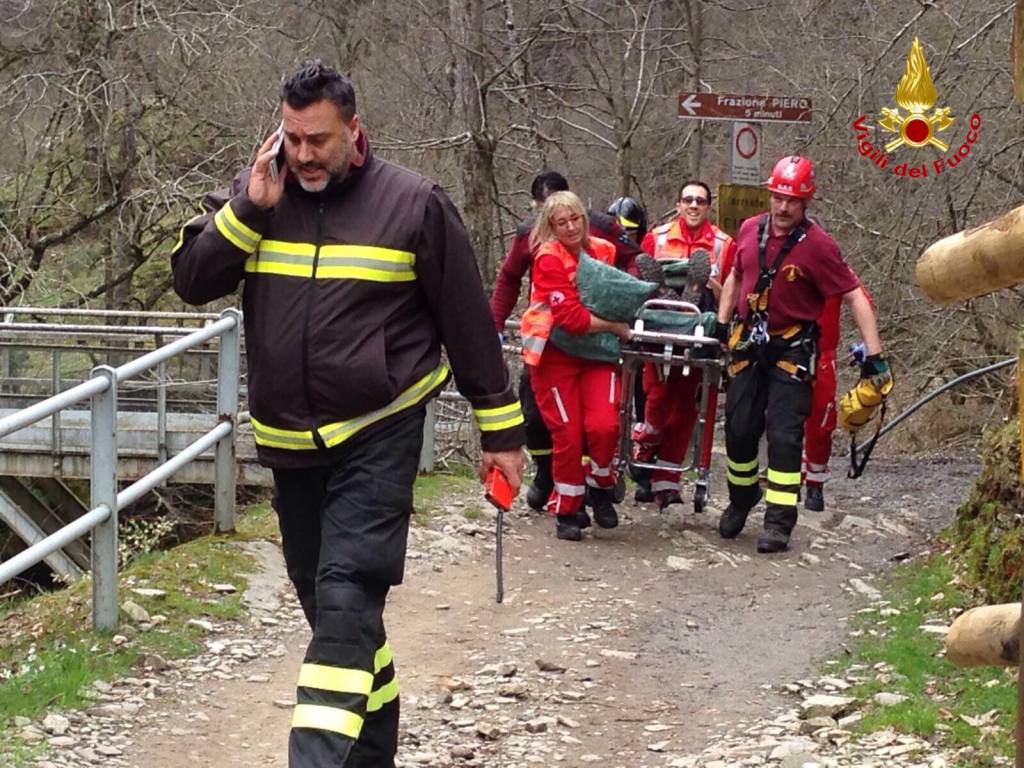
678;180;712;204
281;59;357;122
530;170;569;203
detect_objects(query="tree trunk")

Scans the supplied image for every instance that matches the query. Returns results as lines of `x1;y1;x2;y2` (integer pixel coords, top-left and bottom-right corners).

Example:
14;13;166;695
449;0;499;286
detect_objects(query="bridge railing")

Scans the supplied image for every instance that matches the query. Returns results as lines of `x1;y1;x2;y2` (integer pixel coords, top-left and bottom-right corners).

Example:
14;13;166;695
0;309;241;630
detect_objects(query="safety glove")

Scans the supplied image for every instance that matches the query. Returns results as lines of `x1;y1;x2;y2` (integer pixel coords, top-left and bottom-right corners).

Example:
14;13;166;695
859;353;894;396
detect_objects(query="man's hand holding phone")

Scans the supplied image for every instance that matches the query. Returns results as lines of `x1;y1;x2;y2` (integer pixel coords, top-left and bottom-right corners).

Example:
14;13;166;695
248;123;286;210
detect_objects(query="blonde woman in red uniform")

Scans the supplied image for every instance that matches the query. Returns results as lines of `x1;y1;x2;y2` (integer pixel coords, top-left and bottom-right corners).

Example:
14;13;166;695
520;191;632;541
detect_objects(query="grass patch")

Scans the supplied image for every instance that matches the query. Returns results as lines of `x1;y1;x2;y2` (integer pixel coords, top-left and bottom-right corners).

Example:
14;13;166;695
836;553;1015;765
0;472;481;763
413;468;480;516
0;501;279;764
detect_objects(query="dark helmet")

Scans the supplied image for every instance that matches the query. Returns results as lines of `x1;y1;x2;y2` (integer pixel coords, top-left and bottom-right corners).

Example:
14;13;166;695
607;196;648;242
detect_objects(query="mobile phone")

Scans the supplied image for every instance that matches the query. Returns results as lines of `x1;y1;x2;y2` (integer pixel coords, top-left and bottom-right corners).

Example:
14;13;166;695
268;122;285;183
485;467;514;511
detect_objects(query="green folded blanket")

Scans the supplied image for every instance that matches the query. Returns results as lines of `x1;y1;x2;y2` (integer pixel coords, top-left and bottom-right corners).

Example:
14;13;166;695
549;252;656;363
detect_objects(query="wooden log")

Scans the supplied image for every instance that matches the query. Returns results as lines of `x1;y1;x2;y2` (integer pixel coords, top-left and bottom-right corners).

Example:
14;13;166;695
916;204;1024;303
945;603;1020;667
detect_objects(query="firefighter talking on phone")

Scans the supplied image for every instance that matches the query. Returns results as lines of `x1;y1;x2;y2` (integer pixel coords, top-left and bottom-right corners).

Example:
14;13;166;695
171;60;525;768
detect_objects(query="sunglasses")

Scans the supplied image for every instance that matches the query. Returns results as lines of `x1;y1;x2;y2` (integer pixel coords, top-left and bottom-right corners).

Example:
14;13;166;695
681;196;709;206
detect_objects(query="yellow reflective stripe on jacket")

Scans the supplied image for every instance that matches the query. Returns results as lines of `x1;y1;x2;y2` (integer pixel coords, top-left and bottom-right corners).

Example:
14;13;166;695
297;664;374;696
291;704;363;738
319;365;448;448
474;402;525;432
249;419;317;450
214;202;260;254
245;241;416;282
374;641;393;674
528;447;553;457
366;677;399;713
251;365;450;451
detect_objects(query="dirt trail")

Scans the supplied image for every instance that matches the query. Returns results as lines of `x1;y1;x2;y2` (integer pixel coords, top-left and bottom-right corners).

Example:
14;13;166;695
110;453;973;767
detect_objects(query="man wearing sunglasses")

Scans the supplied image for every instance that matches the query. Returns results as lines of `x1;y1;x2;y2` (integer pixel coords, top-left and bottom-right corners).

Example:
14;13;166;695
631;182;736;510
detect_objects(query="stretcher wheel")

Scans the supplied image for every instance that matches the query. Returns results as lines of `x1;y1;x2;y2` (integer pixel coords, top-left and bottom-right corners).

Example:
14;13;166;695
693;484;707;514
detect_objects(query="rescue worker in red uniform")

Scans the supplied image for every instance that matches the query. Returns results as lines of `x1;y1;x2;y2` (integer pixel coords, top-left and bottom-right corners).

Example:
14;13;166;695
520;191;632;541
492;172;641;511
172;61;525;767
801;286;872;512
716;156;890;553
632;182;736;510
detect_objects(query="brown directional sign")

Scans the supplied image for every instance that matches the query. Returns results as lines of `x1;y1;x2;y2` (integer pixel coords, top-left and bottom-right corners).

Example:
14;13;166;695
678;92;812;124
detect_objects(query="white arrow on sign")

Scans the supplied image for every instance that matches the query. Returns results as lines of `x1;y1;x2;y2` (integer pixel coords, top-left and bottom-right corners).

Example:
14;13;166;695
679;94;702;116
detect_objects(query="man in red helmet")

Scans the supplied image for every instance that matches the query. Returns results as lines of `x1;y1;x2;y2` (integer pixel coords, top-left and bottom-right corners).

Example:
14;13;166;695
714;156;891;553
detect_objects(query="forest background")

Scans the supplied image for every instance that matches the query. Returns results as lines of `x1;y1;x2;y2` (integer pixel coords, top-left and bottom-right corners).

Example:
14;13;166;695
0;0;1022;450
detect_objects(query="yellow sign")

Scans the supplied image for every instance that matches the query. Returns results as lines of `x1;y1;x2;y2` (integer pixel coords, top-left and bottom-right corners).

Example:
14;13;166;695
878;38;954;152
716;184;770;238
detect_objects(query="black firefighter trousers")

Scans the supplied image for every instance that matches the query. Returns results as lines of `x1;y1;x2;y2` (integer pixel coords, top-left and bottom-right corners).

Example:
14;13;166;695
724;340;813;536
272;408;424;768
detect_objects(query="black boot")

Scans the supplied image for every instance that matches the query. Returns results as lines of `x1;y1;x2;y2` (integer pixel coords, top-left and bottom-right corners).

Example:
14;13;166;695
804;484;825;512
718;503;750;539
756;528;790;553
526;454;553;512
576;508;592;529
555;514;582;542
634;478;655;503
588;488;619;529
681;248;712;305
655;490;683;511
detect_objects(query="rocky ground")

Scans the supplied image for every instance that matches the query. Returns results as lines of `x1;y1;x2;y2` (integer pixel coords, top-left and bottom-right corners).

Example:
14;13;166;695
10;451;986;768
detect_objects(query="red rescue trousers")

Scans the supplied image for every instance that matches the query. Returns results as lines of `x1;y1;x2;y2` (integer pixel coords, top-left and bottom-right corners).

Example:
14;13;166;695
641;364;701;493
803;349;837;487
529;345;621;516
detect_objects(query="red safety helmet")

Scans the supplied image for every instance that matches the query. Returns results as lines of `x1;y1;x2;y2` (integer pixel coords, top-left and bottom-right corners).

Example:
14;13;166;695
766;156;816;199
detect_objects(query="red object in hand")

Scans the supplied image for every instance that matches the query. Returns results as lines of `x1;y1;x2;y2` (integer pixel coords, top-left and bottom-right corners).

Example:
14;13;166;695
485;467;513;511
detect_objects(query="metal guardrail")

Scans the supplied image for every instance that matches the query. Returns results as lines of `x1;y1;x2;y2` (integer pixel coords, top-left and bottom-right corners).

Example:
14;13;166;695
0;309;241;631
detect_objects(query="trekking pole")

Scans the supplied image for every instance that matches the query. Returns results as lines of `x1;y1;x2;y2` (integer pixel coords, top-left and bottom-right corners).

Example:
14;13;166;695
495;508;504;603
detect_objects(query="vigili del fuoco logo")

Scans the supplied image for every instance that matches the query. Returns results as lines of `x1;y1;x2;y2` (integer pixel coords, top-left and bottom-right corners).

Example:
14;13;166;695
852;37;981;179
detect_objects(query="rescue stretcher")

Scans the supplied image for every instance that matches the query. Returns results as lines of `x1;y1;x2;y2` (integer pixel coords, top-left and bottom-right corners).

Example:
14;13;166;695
617;298;724;514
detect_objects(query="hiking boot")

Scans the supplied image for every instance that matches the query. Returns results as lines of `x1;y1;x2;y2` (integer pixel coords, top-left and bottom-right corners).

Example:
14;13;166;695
555;515;582;542
681;248;712;305
526;482;551;512
718;503;750;539
804;484;825;512
635;255;681;301
655;490;684;511
589;488;619;529
636;254;667;287
756;528;790;554
576;508;592;529
634;481;655;504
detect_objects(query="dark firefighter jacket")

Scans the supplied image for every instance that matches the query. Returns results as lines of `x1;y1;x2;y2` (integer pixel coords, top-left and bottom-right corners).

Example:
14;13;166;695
171;137;525;468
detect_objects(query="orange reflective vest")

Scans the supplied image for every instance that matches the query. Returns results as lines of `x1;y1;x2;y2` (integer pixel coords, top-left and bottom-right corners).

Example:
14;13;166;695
520;237;617;366
651;220;731;271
